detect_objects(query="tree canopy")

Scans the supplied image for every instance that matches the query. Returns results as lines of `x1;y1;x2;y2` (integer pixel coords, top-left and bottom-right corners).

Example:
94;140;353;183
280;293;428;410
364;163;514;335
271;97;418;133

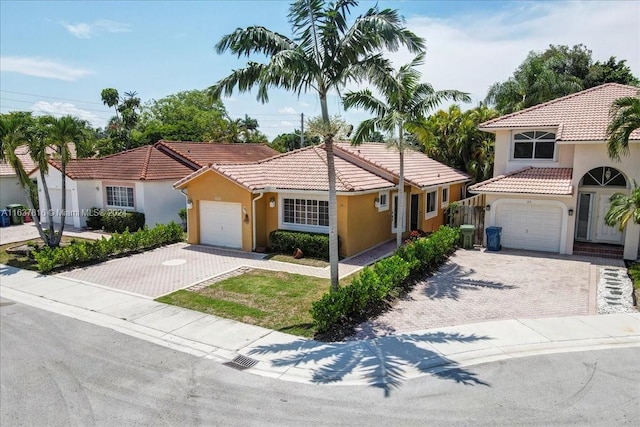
485;44;639;114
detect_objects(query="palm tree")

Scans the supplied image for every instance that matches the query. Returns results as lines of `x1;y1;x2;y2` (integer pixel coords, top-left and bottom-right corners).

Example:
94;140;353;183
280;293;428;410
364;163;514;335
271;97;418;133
343;53;470;248
209;0;424;291
605;181;640;231
607;96;640;161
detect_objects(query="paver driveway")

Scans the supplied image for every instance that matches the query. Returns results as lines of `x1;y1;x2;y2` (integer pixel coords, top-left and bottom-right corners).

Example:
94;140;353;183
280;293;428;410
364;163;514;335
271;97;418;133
350;248;625;339
57;241;395;298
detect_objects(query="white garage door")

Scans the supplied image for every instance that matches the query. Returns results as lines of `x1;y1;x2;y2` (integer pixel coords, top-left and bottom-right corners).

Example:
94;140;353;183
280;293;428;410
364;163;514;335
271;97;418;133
495;202;562;253
199;201;242;249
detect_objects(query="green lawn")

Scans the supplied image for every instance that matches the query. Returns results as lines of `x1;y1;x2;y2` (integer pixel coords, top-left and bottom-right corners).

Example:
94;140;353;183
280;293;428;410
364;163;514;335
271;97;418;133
629;262;640;290
156;269;333;337
265;253;329;268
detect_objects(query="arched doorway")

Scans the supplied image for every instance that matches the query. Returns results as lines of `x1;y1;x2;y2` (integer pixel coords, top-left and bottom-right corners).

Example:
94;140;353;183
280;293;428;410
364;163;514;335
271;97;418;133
575;167;627;244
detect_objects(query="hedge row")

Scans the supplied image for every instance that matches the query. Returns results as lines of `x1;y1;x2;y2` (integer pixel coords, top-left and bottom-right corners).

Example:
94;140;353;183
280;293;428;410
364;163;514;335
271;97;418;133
311;225;460;335
86;207;145;233
33;222;184;273
269;229;340;261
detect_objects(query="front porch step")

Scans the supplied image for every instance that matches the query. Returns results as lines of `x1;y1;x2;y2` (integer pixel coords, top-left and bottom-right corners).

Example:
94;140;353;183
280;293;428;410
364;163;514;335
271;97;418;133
573;243;624;259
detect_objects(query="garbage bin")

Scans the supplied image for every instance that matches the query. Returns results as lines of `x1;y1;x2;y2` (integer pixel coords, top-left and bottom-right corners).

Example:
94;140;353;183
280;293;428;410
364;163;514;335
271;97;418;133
6;204;26;225
460;224;475;249
0;210;10;227
485;226;502;251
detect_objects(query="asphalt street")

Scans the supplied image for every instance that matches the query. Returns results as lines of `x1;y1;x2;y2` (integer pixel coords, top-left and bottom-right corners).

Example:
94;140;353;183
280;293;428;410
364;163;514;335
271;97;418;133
1;300;639;426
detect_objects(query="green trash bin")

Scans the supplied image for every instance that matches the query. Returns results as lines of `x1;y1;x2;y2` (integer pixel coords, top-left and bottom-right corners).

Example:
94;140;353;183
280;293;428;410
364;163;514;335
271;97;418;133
460;224;475;249
6;204;26;225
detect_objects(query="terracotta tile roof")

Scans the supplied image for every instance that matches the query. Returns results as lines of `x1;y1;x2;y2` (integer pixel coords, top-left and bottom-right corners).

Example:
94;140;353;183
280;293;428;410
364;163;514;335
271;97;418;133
479;83;640;142
1;144;77;177
157;140;279;167
469;167;573;195
175;145;396;192
49;145;195;181
334;142;471;188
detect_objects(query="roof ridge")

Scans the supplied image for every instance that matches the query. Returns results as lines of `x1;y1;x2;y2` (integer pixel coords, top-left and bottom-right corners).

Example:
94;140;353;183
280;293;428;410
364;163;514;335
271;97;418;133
312;144;354;191
140;145;154;180
155;140;203;167
257;144;317;164
479;83;640;128
469;166;532;190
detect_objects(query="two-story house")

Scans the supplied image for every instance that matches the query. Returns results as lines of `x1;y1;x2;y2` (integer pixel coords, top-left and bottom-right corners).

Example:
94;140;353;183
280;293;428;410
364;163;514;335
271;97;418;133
470;83;639;260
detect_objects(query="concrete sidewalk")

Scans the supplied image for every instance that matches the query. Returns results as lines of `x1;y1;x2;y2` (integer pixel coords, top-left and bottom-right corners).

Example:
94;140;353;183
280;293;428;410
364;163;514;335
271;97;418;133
1;264;638;388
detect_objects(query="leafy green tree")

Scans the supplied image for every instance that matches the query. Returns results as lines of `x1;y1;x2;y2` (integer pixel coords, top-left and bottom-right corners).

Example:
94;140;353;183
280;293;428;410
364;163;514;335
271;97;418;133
605;181;640;232
606;95;640;160
343;53;469;247
209;0;424;291
100;88;141;152
415;104;498;183
233;114;268;143
270;130;320;152
485;44;639;114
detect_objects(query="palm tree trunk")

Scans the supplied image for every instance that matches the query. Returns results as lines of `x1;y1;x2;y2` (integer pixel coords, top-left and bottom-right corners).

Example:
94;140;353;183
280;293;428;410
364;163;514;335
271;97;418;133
397;128;406;248
20;182;49;244
320;93;340;292
39;168;56;247
56;144;67;246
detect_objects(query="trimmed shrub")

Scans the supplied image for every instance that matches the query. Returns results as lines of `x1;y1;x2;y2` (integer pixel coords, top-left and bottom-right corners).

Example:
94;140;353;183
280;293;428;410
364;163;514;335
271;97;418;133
311;225;460;336
33;222;184;273
269;229;340;261
101;210;145;233
85;207;103;230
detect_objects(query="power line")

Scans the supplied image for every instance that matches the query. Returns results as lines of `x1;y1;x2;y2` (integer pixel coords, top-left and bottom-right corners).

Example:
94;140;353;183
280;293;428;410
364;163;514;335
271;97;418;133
0;90;105;106
0;98;113;115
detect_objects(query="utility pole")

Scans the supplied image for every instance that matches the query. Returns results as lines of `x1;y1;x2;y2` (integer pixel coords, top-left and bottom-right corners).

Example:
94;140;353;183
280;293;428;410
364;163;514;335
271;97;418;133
300;113;304;148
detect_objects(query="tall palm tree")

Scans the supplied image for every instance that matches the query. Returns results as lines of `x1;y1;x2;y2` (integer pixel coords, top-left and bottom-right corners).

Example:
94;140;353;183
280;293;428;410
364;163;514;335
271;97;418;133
605;181;640;231
607;96;640;161
343;53;470;248
209;0;424;291
36;116;88;246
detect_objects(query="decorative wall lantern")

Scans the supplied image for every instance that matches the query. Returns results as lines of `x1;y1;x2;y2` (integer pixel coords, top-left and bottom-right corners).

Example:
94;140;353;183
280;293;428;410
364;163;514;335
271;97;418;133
269;197;276;208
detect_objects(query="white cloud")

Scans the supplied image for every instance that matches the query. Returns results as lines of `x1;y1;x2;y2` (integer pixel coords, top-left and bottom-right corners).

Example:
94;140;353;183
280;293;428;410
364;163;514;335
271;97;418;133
62;19;131;39
0;56;92;81
32;101;107;129
278;106;297;114
387;1;640;106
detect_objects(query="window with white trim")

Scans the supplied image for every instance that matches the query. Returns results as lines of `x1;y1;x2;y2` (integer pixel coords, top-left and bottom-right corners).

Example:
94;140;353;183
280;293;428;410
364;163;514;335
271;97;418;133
106;186;134;208
283;198;329;227
425;189;437;219
377;191;389;212
512;131;556;160
441;186;449;207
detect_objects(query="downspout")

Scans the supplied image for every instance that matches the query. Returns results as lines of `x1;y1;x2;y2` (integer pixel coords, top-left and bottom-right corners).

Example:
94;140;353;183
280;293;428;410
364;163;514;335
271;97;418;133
252;191;265;251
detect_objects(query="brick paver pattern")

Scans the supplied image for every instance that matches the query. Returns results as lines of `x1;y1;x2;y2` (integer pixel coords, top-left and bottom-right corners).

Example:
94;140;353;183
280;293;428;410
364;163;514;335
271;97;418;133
350;249;622;339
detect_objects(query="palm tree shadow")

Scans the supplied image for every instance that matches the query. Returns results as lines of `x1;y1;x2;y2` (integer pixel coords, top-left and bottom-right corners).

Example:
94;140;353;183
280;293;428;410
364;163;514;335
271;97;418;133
423;261;516;300
247;331;491;397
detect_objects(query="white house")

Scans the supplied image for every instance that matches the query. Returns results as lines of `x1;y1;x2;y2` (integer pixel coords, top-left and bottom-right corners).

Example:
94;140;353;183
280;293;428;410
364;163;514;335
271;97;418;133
470;83;640;260
30;141;278;229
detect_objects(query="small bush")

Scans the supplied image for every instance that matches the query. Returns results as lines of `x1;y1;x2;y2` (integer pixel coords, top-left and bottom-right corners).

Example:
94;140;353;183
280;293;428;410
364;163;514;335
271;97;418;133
101;210;145;233
85;207;103;230
178;208;187;222
269;230;340;261
311;225;460;336
33;222;184;273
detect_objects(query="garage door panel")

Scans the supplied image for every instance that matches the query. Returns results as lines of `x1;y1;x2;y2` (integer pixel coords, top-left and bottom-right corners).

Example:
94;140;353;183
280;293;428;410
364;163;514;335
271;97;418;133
199;201;242;249
495;202;562;253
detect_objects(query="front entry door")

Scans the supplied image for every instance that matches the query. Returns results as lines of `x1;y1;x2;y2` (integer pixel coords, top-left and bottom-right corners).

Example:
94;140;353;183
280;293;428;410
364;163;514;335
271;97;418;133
595;194;624;243
410;194;419;230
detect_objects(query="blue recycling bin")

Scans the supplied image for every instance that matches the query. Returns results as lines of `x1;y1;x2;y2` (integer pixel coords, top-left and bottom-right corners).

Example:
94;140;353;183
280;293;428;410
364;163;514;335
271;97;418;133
0;210;10;227
485;226;502;251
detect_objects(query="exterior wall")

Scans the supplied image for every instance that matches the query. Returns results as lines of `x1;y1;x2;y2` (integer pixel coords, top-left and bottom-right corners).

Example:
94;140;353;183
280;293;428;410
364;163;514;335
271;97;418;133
35;167;79;227
344;192;394;256
75;180;101;227
418;182;467;233
492;129;575;175
0;176;28;208
141;181;185;228
182;170;254;251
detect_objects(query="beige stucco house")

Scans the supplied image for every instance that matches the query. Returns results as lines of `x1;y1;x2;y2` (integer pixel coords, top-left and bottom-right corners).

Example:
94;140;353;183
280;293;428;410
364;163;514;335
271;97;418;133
470;83;640;260
174;142;471;257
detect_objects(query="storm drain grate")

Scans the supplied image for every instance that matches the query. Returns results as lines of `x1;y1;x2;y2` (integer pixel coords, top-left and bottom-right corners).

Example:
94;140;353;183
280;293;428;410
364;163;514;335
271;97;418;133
223;355;258;370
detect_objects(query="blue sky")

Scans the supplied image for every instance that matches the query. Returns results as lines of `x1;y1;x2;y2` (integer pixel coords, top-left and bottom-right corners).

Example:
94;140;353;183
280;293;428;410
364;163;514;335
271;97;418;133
1;0;639;140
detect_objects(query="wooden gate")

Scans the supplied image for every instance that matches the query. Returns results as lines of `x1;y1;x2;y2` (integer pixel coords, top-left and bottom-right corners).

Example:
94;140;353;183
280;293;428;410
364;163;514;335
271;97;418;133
447;194;486;246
